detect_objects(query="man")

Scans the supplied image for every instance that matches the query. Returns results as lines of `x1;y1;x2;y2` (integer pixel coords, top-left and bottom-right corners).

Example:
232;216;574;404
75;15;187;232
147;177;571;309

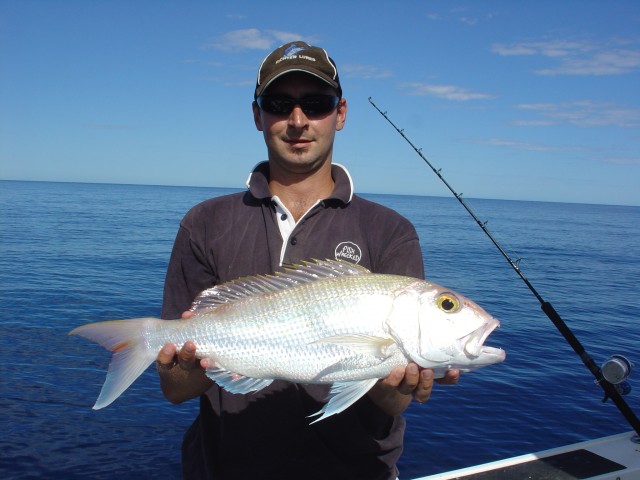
156;41;459;479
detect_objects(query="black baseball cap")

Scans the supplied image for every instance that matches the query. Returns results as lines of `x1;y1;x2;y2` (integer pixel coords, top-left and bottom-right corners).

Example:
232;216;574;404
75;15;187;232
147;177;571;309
254;41;342;99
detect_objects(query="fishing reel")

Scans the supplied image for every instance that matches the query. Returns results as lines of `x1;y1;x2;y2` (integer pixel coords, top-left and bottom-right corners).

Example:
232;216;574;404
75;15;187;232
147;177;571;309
600;355;633;402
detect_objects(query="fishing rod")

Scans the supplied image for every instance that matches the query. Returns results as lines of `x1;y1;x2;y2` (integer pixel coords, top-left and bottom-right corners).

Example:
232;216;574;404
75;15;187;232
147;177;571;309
368;97;640;437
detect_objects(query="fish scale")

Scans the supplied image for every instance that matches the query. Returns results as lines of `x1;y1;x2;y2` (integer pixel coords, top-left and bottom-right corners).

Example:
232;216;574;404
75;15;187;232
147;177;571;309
192;279;400;380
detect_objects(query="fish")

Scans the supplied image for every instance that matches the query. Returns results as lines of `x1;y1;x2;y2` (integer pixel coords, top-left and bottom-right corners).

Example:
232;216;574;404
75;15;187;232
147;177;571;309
69;259;505;422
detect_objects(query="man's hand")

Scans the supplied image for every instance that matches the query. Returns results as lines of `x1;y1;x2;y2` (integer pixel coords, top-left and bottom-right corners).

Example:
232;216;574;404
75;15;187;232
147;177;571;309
156;311;201;372
368;363;460;416
156;340;200;372
156;311;213;404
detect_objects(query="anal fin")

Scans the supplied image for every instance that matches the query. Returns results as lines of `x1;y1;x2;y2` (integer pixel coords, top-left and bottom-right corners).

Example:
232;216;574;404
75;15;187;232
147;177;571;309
204;365;274;395
309;378;379;424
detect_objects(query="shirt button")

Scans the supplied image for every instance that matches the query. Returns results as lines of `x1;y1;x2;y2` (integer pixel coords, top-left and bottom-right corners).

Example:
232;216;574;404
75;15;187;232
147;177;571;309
290;237;298;245
281;213;288;221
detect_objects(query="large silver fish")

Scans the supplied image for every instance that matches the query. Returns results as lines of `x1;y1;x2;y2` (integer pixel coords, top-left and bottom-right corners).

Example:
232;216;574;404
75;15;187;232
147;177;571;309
70;259;505;422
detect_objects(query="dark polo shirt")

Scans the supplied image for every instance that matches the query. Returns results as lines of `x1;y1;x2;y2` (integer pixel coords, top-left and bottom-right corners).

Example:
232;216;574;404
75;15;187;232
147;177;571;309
162;162;424;480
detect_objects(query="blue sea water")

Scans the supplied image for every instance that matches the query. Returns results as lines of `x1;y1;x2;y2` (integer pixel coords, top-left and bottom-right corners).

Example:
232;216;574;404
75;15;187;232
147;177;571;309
1;179;639;479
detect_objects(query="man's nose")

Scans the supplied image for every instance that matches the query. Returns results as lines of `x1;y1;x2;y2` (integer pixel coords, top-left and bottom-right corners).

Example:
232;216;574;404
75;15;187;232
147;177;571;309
287;105;308;128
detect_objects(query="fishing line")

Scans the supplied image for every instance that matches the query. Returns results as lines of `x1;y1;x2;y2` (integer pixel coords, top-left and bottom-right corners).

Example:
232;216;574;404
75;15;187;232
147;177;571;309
369;97;640;436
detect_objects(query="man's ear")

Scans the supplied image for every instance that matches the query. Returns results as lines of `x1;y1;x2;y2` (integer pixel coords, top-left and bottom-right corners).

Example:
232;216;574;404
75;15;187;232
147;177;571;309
252;101;263;132
336;98;348;132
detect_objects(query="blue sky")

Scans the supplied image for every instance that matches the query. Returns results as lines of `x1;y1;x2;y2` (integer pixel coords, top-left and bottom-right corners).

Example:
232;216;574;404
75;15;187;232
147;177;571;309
1;1;639;206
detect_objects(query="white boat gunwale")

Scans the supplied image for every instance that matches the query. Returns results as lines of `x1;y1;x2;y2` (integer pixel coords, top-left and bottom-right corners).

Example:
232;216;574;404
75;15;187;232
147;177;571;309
412;431;640;480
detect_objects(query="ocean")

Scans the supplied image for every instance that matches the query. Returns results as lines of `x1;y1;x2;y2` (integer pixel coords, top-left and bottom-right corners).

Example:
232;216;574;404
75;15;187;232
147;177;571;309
1;179;639;479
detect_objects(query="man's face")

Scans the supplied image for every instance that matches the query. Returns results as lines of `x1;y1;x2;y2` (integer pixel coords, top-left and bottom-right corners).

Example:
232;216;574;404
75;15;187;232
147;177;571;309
253;72;347;177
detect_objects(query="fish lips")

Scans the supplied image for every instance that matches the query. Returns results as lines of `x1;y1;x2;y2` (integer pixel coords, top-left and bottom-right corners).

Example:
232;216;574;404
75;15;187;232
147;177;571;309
461;317;504;361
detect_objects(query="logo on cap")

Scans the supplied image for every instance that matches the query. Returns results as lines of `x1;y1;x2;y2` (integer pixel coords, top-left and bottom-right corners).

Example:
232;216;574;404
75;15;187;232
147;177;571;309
284;44;305;57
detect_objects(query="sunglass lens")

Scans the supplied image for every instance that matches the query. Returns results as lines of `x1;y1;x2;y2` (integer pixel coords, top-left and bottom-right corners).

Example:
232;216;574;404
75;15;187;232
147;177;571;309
260;97;293;115
301;96;339;115
258;95;339;116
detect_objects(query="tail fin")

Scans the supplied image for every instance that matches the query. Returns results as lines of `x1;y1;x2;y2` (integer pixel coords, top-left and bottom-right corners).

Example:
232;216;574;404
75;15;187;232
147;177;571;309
69;317;163;409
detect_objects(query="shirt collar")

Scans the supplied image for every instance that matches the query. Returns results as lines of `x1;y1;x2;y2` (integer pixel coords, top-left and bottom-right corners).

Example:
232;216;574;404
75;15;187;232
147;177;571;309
246;161;354;204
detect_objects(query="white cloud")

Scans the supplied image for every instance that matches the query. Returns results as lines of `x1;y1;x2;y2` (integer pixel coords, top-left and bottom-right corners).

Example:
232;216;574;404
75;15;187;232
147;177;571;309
205;29;272;51
482;138;582;153
267;30;316;45
482;139;640;167
82;124;134;130
205;29;314;51
603;156;640;166
426;8;495;25
400;82;494;101
492;38;640;76
515;101;640;128
341;64;393;79
459;16;478;26
537;49;640;76
492;40;590;58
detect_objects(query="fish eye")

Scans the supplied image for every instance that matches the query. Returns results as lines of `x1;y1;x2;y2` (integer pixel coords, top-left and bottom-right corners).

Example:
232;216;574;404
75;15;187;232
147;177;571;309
437;293;460;313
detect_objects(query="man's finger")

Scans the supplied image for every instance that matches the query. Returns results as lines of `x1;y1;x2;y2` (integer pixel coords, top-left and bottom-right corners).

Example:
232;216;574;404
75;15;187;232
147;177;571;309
157;343;177;371
435;369;461;385
396;363;419;395
177;341;198;370
413;369;434;404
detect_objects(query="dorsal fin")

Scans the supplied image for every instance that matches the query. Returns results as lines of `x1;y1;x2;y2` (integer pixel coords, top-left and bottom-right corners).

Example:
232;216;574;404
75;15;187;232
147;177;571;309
190;259;370;312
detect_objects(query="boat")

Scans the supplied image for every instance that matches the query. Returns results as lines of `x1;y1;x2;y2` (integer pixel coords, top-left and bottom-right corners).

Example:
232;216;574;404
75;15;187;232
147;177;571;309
414;431;640;480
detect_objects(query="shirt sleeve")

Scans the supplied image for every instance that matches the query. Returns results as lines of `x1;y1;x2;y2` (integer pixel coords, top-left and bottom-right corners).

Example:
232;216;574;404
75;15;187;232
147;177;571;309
368;205;425;280
161;216;217;320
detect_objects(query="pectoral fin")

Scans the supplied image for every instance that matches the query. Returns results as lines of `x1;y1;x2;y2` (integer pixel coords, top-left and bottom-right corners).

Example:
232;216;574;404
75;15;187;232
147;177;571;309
204;365;274;394
308;378;379;424
312;334;396;359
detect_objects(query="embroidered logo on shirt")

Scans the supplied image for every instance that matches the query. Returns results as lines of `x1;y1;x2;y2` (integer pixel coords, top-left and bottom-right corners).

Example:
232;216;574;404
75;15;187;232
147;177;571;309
335;242;362;264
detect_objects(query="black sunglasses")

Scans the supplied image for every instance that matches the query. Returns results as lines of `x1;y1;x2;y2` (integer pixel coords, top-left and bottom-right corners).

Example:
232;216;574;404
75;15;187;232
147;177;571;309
256;95;340;116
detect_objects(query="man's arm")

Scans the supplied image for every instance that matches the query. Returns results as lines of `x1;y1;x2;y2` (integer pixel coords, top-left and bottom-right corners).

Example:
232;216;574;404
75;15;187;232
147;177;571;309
158;219;216;404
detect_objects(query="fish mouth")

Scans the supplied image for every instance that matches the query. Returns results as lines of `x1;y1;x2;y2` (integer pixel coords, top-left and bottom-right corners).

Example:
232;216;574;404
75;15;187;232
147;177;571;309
480;346;506;362
461;317;502;358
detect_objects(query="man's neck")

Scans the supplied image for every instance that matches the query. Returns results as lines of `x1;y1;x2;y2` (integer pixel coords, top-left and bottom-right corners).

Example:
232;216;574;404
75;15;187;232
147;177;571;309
268;162;335;222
